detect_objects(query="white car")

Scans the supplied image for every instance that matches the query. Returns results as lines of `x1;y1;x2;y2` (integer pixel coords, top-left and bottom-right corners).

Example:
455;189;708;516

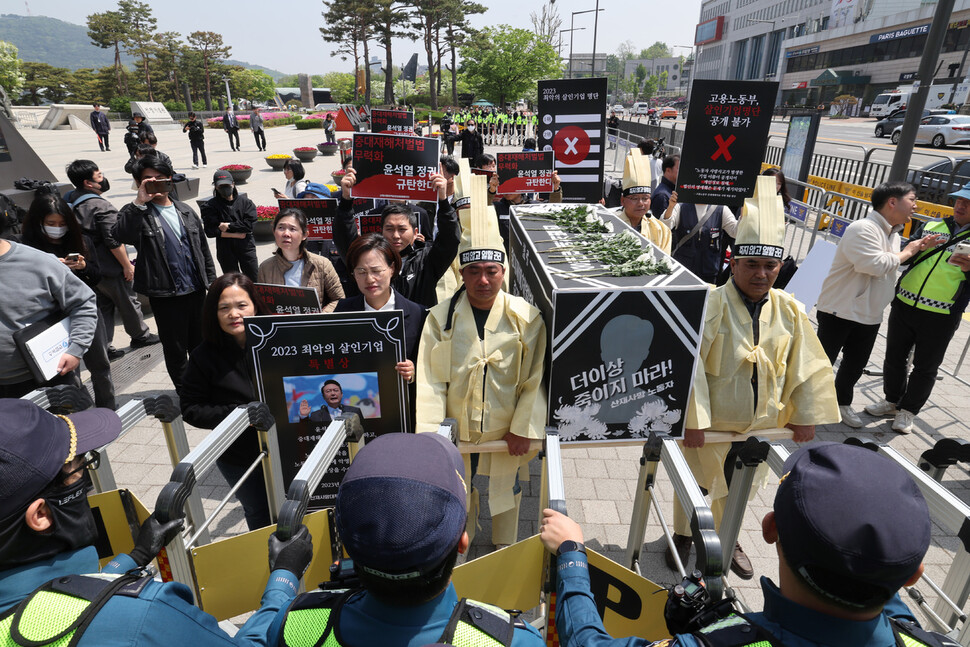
611;104;626;115
890;115;970;148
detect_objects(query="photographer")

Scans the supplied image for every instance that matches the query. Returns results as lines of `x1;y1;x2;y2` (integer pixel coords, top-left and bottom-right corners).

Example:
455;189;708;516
540;443;953;647
183;112;207;168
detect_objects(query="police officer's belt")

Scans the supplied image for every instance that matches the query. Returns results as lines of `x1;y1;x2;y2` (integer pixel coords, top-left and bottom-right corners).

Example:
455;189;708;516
691;612;958;647
0;572;150;646
279;589;516;647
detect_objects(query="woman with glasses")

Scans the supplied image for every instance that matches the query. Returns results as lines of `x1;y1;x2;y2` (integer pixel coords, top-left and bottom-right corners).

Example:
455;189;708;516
335;233;427;424
256;207;344;311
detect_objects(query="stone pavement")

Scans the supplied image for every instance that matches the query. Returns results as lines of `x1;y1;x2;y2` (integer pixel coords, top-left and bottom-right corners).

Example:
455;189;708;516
16;122;970;634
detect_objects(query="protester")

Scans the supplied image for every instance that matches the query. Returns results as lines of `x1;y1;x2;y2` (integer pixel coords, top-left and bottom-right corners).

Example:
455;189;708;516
614;149;671;254
336;168;459;307
21;193;115;409
256;207;344;312
815;181;942;428
417;178;546;550
200;170;259;281
181;272;272;530
182;112;207;169
456;118;484;162
115;156;216;391
671;176;838;579
491;172;563;251
540;443;948;647
323;113;336;144
89;102;110;151
761;167;792;217
661;189;740;284
251;106;266;152
0;398;309;645
65;159;158;359
650;154;679;218
223;107;241;151
866;183;970;433
265;432;544;646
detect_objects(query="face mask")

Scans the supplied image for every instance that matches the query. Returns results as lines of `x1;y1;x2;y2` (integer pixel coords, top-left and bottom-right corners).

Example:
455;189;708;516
98;178;110;193
44;226;68;239
217;185;234;198
467;125;476;132
0;473;98;570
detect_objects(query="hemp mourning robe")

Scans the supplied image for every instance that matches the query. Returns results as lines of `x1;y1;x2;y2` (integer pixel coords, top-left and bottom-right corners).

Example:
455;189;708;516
614;208;672;255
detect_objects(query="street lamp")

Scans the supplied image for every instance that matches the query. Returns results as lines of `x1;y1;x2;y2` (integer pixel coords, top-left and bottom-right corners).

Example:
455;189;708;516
569;8;604;78
559;27;585;57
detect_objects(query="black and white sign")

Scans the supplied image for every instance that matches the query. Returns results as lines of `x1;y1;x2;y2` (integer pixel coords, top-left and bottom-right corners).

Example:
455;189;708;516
538;78;607;204
497;152;555;195
351;133;441;201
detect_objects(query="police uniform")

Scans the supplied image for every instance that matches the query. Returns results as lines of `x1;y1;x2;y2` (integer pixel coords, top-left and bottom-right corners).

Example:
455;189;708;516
418;175;547;546
614;149;672;255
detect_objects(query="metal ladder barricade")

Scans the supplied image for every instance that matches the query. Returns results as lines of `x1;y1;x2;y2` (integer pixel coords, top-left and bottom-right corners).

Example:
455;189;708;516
625;432;725;601
918;438;970;483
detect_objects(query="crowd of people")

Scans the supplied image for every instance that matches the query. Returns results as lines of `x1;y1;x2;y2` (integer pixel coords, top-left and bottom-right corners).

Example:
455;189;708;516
1;105;969;647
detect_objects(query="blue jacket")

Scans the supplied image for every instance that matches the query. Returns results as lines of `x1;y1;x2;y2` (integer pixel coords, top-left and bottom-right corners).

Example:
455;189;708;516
266;582;544;647
554;550;922;647
1;546;300;646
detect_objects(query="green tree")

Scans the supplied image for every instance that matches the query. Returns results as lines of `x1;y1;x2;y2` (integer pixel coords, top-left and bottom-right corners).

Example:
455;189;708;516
149;31;185;103
118;0;158;101
372;0;414;104
410;0;447;108
442;0;484;106
0;41;25;96
459;26;561;108
231;68;276;103
639;42;671;60
86;10;128;94
186;31;232;106
19;62;70;105
321;0;372;102
69;68;101;104
321;71;357;103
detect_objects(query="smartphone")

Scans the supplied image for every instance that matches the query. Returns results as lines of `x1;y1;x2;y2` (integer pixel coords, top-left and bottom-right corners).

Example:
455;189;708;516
949;240;970;265
145;179;173;194
272;188;281;195
66;253;80;262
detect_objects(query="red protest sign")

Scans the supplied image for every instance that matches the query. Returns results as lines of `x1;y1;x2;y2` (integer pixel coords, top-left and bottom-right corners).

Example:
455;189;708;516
351;133;441;202
497;151;555;195
371;109;415;135
278;198;336;241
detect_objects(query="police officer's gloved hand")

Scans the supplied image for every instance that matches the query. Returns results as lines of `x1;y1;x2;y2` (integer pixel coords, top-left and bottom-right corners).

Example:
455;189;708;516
268;524;313;578
130;513;185;567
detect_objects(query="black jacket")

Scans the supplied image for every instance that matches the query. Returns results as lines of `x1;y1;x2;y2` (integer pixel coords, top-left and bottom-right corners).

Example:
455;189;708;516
125;150;174;176
184;119;205;141
307;403;362;425
457;128;484;161
180;340;258;465
125;119;153;142
199;192;257;238
333;197;459;308
114;199;216;297
64;189;125;278
334;289;427;362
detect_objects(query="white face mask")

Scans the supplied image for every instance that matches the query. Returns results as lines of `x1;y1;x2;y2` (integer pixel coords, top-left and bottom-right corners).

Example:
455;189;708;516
467;125;476;132
44;225;68;239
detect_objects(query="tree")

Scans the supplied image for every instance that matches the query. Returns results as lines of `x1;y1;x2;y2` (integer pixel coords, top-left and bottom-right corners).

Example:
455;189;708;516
231;69;276;104
118;0;158;101
186;31;232;105
410;0;449;108
442;0;484;106
530;2;562;45
19;62;70;105
459;26;561;108
87;10;128;94
150;32;185;103
0;41;25;97
832;94;859;116
321;0;372;102
320;71;356;103
372;0;414;104
639;42;671;60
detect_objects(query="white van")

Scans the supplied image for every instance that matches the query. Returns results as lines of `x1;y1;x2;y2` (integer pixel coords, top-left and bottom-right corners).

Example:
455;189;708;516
631;102;652;115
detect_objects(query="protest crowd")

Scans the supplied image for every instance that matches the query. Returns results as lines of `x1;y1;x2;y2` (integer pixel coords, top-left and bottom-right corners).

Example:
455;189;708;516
1;92;969;647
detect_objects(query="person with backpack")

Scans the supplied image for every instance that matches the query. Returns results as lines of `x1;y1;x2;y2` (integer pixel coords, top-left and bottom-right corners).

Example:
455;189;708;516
273;159;309;200
200;170;259;281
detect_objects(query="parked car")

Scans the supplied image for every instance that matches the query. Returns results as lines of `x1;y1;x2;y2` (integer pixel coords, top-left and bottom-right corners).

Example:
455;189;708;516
904;157;970;203
658;106;678;119
874;109;955;137
890;114;970;148
611;104;627;115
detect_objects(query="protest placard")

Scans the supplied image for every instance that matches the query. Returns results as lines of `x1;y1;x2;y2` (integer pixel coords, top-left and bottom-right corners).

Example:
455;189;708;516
277;198;383;241
537;78;607;203
253;284;321;315
677;79;778;205
351;133;441;201
497;151;555;195
371;109;415;135
247;311;409;508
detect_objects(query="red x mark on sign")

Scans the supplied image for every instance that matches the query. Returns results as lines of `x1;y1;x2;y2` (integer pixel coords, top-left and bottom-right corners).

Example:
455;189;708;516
711;134;736;161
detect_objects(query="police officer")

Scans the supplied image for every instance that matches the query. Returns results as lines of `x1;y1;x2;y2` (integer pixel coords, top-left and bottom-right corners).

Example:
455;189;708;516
266;432;545;646
0;398;312;645
540;443;958;647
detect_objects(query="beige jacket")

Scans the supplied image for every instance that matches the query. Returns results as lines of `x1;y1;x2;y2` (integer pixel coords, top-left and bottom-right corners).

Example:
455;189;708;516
256;249;344;312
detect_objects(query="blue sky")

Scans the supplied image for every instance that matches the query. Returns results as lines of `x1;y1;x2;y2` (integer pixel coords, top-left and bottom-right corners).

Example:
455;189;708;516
20;0;700;75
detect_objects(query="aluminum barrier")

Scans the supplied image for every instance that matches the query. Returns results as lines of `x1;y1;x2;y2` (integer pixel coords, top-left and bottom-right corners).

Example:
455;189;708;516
718;436;970;643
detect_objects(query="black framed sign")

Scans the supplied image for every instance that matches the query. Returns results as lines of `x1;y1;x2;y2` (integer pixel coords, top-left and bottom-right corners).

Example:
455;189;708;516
497;151;555;195
351;133;441;201
253;284;321;315
247;311;409;507
371;109;415;135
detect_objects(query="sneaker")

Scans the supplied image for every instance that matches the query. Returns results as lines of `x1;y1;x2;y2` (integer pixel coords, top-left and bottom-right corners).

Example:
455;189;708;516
192;164;199;169
107;347;126;361
864;399;898;417
893;410;916;434
839;405;863;428
130;333;161;348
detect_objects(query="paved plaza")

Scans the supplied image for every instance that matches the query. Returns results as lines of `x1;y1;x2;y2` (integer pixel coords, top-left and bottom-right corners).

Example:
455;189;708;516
16;121;970;632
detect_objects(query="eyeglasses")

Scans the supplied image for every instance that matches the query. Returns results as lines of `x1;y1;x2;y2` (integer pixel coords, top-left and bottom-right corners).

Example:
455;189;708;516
353;266;391;278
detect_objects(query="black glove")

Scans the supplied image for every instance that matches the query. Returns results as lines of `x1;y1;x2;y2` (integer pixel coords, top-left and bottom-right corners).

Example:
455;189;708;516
269;524;313;578
129;513;185;567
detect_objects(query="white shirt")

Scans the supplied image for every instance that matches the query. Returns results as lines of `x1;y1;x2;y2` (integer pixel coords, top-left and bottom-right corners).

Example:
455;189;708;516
363;290;396;312
284;179;309;199
662;203;739;238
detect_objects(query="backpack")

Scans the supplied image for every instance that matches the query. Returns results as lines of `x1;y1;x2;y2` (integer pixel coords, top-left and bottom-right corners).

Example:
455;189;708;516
0;192;25;237
297;182;334;199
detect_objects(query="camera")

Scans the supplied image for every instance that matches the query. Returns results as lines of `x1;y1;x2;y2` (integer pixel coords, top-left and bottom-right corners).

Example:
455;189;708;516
663;570;736;635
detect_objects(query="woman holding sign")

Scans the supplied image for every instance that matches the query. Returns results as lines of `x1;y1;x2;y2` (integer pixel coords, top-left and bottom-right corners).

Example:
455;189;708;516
181;272;273;530
335;233;426;427
257;207;344;311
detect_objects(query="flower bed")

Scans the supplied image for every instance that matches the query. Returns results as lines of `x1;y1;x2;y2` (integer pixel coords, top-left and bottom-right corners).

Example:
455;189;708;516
219;164;252;171
257;205;279;221
293;147;318;162
318;142;339;155
267;154;292;159
266;154;291;170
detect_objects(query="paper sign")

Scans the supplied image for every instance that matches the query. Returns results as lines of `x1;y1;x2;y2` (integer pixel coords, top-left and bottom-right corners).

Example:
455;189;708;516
497;152;555;194
24;317;71;381
351;133;441;201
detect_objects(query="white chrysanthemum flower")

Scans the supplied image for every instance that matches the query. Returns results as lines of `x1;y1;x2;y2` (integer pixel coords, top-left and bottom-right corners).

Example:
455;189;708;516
604;221;614;232
636;253;652;263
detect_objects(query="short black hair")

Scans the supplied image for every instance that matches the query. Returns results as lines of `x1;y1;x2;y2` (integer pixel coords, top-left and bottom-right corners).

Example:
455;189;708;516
284;158;305;181
347;232;402;276
132;155;174;182
662;154;680;172
134;143;156;159
439;155;460;176
638;139;656;156
201;273;269;346
381;204;418;229
871;181;915;211
274;207;308;255
188;112;196;118
321;379;342;393
523;138;536;150
66;159;99;189
473;153;495;168
141;133;158;146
